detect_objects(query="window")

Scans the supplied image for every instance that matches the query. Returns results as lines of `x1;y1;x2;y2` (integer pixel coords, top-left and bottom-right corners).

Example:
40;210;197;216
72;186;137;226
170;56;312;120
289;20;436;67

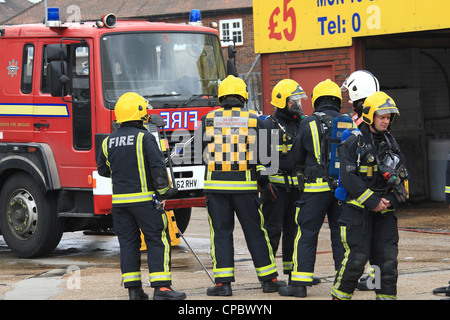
21;44;34;94
72;44;92;150
41;45;50;93
220;18;243;47
100;32;226;109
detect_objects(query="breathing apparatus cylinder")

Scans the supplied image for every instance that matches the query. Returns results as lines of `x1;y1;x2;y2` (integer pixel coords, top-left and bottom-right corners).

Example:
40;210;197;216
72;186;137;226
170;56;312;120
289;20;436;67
334;128;355;201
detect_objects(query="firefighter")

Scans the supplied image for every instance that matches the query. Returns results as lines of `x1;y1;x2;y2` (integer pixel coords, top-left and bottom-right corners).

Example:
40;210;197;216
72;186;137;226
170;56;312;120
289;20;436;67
341;70;380;127
200;75;285;296
96;92;186;300
341;69;380;290
261;79;307;275
279;79;345;297
331;91;409;300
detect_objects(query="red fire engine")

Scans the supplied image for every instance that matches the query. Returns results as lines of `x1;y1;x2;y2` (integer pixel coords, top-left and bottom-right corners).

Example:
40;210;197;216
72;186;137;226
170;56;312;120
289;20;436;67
0;8;233;257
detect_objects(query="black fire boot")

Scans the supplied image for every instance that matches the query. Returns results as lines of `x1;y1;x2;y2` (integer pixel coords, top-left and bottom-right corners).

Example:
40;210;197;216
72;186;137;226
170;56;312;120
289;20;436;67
153;286;187;300
128;286;149;300
278;285;307;298
261;278;287;293
206;283;232;296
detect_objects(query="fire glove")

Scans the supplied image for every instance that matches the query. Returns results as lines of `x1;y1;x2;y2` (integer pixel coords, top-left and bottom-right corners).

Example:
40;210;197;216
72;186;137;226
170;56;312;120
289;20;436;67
393;183;408;203
158;186;178;201
257;176;277;201
262;183;278;201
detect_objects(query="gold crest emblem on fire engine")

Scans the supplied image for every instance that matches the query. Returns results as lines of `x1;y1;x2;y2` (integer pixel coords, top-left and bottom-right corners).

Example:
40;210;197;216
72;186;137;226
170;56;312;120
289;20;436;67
7;59;20;78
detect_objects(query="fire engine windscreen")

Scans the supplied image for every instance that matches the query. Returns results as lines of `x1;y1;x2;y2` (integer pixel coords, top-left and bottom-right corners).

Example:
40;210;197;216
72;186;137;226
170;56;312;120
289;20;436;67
100;32;226;108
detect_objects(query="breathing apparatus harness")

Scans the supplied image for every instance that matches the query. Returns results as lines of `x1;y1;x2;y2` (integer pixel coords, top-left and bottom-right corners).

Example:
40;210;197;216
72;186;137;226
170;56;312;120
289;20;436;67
369;131;409;202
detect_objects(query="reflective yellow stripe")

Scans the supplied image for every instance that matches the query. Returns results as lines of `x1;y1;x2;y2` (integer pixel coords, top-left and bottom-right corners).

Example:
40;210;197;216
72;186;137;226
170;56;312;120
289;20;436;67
331;287;352;300
292;207;301;271
246;169;252;182
0;103;69;117
112;191;155;204
257;203;276;267
157;186;169;195
347;200;365;208
136;132;148;193
332;226;351;298
375;294;397;300
276;144;292;151
204;180;257;191
207;208;219;274
102;137;110;168
269;175;299;186
309;121;321;164
446;186;450;194
347;199;394;214
161;212;171;274
256;165;266;172
122;271;141;283
304;178;330;192
357;188;374;204
291;271;314;283
359;165;378;174
149;271;172;283
256;263;277;277
283;261;293;272
213;267;234;278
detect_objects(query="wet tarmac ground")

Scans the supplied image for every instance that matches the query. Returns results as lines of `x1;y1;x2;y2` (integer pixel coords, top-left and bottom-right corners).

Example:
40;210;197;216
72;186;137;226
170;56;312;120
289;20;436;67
0;206;449;302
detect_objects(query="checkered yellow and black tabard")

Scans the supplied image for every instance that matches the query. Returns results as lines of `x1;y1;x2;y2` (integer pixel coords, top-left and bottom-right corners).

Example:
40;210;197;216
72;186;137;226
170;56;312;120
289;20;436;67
205;107;258;172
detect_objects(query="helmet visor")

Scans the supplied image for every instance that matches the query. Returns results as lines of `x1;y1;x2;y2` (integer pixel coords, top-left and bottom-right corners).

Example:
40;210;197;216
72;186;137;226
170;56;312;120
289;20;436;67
288;93;308;104
375;107;399;116
374;98;399;116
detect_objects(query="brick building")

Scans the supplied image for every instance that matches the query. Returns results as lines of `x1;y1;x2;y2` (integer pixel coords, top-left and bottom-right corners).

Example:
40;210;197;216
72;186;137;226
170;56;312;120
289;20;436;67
255;0;450;201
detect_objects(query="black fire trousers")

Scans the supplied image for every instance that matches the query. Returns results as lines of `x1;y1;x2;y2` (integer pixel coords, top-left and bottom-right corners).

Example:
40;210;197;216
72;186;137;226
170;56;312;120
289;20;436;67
332;205;399;300
291;191;344;286
112;202;172;288
262;186;301;274
206;192;278;284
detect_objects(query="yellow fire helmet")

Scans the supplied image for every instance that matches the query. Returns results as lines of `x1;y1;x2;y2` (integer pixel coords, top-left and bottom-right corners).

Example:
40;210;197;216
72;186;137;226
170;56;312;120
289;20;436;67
362;91;399;125
311;79;342;108
114;92;149;123
218;75;249;103
271;79;307;109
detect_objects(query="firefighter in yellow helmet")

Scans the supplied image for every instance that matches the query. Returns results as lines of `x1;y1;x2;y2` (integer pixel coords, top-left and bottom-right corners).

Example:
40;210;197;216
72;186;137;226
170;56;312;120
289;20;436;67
331;91;409;300
199;75;285;296
261;79;307;276
280;79;346;297
97;92;185;300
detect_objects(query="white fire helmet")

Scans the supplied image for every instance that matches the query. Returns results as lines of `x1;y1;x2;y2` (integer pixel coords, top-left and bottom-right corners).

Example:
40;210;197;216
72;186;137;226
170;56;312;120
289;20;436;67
341;70;380;102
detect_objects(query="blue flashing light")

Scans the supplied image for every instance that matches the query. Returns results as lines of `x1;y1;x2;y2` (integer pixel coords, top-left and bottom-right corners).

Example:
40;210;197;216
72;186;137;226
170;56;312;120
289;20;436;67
189;9;201;23
47;7;60;21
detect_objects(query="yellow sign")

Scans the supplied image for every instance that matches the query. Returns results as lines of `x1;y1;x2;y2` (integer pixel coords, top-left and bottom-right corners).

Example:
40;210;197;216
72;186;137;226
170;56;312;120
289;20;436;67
254;0;450;53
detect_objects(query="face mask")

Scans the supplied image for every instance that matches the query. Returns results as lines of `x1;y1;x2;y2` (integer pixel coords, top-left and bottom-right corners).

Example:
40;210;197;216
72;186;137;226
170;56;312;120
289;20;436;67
288;100;304;117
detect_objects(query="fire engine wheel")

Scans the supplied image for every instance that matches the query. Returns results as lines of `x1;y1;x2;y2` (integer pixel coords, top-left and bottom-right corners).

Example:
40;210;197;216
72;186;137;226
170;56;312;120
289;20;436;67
0;173;64;258
173;207;191;234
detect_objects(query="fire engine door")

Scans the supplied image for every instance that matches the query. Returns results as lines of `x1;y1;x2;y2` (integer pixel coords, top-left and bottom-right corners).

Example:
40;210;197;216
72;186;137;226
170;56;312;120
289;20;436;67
0;41;34;141
34;39;94;188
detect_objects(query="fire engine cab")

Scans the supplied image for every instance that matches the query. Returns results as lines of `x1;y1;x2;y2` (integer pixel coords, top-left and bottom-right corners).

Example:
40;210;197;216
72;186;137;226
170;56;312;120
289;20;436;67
0;8;231;258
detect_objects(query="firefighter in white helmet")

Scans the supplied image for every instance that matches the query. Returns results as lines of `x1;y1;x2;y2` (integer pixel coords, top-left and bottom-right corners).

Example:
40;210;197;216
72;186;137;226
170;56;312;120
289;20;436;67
342;70;381;290
341;70;380;127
